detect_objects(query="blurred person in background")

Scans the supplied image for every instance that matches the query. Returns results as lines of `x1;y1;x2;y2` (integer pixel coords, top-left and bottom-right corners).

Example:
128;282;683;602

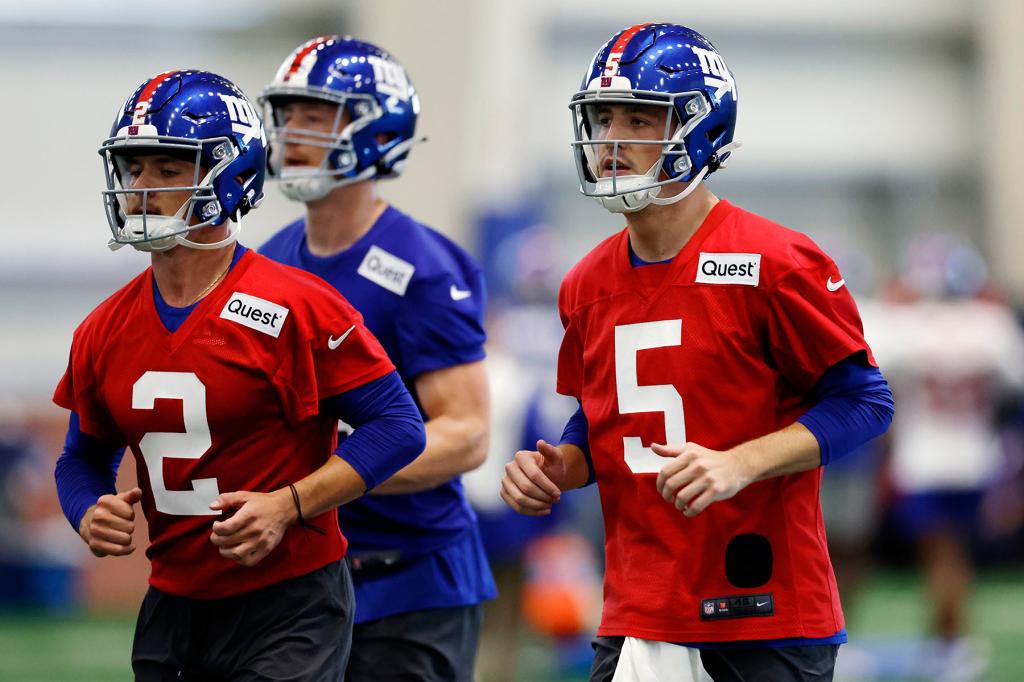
465;338;598;682
53;70;425;680
0;429;79;612
468;214;605;681
814;243;889;615
500;23;894;682
862;232;1024;679
259;36;495;682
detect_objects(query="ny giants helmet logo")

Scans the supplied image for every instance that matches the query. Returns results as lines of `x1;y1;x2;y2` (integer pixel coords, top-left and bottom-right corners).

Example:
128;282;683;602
217;94;266;145
690;46;737;101
366;56;410;102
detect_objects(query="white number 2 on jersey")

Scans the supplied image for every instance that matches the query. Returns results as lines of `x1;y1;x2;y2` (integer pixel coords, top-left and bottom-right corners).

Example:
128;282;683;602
614;320;686;474
133;371;220;515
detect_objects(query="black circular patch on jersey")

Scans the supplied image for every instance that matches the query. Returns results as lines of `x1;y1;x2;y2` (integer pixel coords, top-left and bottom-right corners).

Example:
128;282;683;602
725;534;773;588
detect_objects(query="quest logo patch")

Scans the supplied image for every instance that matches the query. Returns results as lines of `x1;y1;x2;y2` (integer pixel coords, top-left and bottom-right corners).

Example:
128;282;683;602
357;245;416;296
219;292;289;338
695;252;761;287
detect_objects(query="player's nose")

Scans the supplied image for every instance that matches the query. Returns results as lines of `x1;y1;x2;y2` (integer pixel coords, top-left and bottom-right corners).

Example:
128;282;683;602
124;167;155;191
603;116;631;141
123;185;157;214
123;191;143;214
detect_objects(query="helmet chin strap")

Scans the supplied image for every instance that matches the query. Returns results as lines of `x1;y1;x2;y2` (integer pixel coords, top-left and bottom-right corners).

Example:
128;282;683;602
110;215;183;252
278;165;377;203
647;164;711;207
595;141;743;214
276;135;426;203
174;219;240;250
595;159;663;214
110;216;241;252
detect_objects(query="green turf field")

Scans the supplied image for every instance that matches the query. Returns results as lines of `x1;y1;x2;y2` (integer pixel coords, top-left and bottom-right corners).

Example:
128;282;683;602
0;612;135;681
1;570;1022;681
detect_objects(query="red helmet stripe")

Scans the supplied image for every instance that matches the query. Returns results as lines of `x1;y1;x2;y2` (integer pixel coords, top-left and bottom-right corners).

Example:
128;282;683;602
603;23;653;76
131;70;178;125
137;70;179;108
284;37;330;81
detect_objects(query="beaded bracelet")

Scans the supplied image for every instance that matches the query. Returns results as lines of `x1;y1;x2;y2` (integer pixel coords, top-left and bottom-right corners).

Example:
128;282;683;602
289;483;326;535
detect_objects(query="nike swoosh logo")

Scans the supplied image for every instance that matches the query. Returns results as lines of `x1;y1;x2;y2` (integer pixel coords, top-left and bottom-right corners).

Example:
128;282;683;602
450;284;472;301
756;600;769;607
826;277;845;292
327;325;356;350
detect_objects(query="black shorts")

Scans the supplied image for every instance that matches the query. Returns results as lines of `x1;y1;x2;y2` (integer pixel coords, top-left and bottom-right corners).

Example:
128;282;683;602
132;560;354;682
345;604;483;682
590;635;839;682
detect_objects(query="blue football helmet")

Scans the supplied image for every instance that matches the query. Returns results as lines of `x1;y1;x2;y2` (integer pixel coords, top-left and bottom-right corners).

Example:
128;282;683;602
100;70;267;252
259;36;423;202
570;23;740;213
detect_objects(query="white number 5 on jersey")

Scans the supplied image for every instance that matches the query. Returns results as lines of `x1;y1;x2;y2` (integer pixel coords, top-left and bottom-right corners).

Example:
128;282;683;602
133;371;220;515
614;320;685;474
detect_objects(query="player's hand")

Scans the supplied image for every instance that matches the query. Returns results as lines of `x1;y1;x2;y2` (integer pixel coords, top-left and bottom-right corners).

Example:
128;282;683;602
500;440;566;516
653;442;753;517
80;487;143;557
209;490;293;567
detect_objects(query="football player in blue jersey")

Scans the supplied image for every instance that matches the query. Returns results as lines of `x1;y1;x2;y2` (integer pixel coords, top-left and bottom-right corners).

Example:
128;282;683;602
259;37;496;682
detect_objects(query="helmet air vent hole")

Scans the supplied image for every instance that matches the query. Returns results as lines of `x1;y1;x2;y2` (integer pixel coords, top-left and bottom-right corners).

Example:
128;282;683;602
705;125;726;145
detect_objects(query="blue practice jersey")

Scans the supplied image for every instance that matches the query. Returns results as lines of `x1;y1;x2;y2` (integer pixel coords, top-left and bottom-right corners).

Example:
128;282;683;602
260;206;495;619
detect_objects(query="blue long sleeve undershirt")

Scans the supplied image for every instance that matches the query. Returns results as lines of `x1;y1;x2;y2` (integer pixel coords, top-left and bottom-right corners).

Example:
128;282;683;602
321;371;426;491
54;412;126;532
796;354;894;465
558;403;595;486
54;370;425;531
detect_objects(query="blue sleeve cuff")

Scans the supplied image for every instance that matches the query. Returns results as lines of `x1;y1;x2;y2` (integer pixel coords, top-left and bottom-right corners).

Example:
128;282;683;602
54;412;126;531
321;371;426;490
797;355;894;466
559;403;596;486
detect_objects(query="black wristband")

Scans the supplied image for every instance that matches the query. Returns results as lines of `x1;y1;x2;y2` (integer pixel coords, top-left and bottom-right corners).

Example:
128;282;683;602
289;483;326;535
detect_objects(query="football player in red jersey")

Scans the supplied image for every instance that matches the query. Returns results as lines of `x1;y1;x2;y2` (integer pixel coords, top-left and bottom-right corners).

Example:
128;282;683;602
500;24;894;682
53;70;426;680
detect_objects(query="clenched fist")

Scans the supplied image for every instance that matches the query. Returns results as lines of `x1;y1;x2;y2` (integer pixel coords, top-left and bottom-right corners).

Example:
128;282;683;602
80;487;143;557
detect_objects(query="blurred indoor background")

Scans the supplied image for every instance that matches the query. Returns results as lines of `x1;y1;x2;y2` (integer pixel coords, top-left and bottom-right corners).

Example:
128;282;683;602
1;0;1022;680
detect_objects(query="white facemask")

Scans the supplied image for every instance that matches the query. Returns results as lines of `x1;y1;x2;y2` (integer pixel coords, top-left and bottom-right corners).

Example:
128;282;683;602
278;170;335;203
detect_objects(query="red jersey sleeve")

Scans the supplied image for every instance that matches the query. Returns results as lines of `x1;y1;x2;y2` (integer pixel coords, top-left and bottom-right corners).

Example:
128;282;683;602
53;329;122;443
272;285;394;424
765;249;876;393
556;277;585;399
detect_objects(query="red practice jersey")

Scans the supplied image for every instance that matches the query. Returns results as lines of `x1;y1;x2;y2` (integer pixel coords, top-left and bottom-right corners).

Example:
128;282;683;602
557;200;875;642
54;251;394;599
